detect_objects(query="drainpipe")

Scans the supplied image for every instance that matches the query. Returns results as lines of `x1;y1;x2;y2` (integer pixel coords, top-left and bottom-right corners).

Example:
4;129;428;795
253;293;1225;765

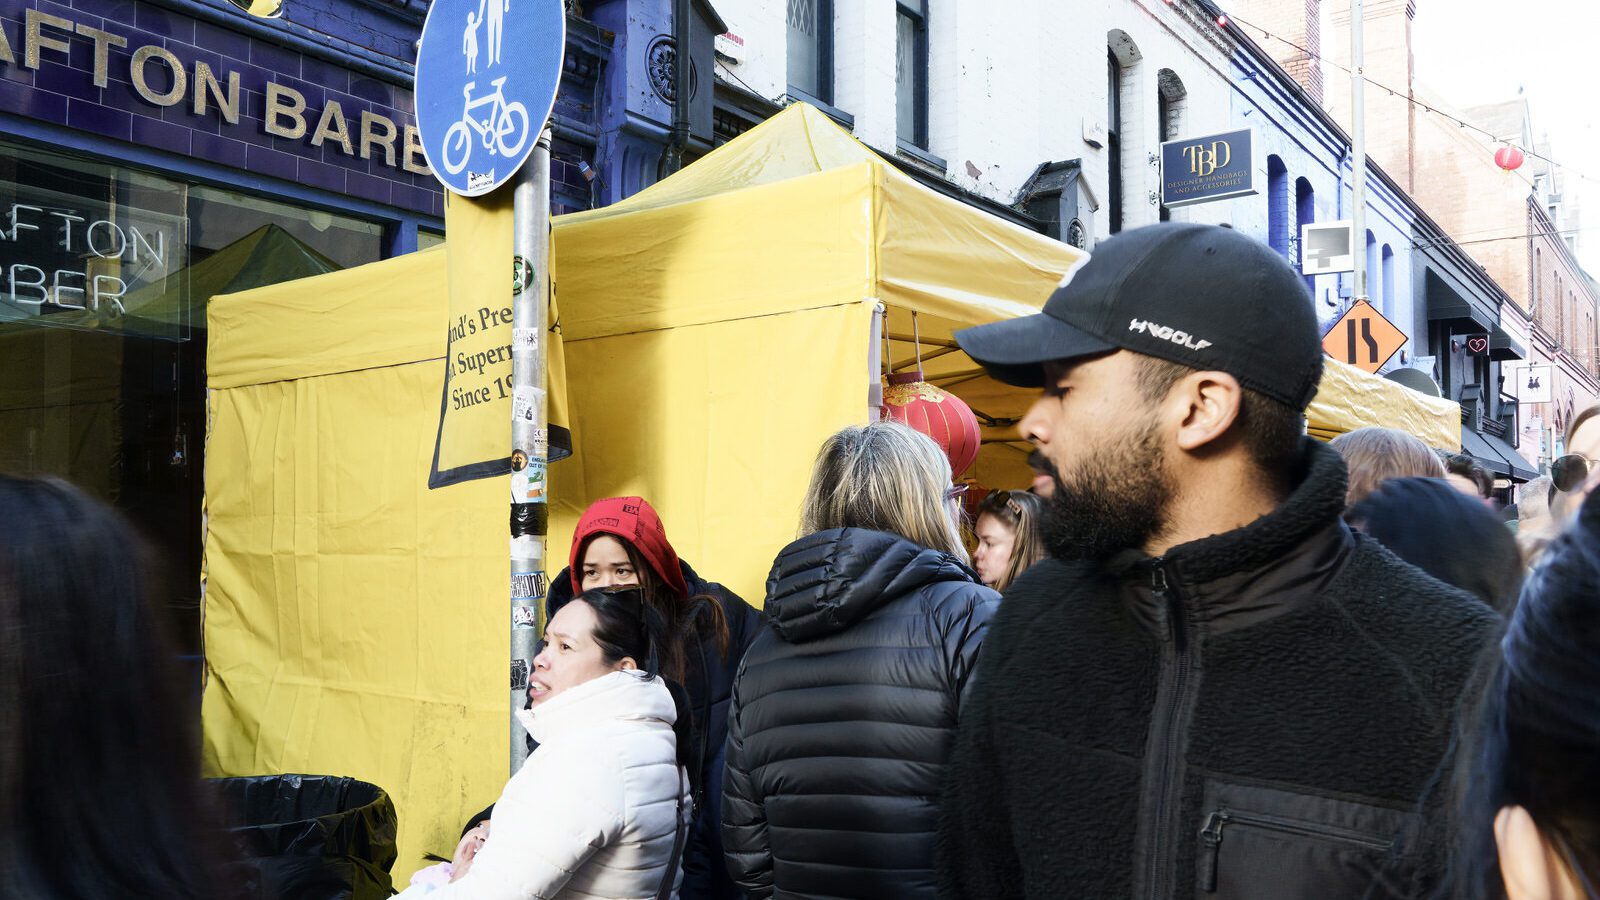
658;0;692;178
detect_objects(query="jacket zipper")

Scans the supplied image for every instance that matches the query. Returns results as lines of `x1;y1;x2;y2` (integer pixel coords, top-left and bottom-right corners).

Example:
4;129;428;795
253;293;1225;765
1143;564;1193;900
1198;808;1396;892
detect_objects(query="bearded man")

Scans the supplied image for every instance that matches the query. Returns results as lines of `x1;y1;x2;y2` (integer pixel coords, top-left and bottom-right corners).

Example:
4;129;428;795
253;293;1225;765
936;223;1497;899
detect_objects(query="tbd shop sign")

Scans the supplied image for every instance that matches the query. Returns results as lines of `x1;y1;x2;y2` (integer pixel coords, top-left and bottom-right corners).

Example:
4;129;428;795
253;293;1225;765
1159;128;1257;208
414;0;566;196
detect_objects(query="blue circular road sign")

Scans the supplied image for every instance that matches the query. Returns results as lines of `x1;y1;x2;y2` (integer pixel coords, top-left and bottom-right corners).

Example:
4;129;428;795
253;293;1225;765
414;0;566;196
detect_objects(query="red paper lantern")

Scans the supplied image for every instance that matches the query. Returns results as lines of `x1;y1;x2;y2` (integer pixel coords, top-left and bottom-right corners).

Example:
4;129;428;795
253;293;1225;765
1495;146;1525;171
881;372;982;477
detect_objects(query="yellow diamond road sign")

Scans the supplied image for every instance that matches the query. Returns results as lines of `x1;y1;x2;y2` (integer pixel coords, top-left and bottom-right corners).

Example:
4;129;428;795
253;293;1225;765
1322;299;1407;374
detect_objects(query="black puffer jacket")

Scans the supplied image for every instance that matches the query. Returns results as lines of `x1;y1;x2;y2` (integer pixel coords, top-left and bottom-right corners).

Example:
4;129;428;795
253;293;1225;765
722;528;999;899
937;438;1500;899
547;561;764;900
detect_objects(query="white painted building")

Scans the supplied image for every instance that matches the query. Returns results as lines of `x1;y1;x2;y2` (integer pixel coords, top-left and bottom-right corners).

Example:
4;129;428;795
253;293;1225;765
712;0;1244;248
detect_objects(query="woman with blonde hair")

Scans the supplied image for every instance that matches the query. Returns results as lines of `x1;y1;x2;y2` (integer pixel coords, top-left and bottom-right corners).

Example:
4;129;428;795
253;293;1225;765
1328;425;1446;507
972;489;1046;593
722;421;999;899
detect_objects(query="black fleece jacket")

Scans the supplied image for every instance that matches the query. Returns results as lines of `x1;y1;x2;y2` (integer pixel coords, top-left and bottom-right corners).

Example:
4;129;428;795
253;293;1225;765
723;528;999;899
937;438;1499;900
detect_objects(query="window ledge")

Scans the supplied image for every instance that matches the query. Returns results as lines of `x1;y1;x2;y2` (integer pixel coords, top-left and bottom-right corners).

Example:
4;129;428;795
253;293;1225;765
785;89;855;130
895;140;946;173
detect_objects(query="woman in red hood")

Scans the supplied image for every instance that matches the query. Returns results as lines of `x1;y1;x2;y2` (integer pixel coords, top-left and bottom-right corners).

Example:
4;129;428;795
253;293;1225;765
546;496;765;900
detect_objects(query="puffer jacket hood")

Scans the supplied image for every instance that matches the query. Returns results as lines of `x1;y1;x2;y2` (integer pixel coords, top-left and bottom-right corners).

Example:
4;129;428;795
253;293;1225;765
723;528;998;899
765;528;980;643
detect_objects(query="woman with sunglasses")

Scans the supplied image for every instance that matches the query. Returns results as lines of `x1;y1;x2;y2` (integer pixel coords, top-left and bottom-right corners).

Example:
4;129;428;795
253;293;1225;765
402;587;699;898
1551;404;1600;524
1444;489;1600;900
722;421;999;899
971;489;1046;593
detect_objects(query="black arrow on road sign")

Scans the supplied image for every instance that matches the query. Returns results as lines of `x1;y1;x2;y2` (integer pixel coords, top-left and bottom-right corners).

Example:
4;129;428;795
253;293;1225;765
1347;318;1380;364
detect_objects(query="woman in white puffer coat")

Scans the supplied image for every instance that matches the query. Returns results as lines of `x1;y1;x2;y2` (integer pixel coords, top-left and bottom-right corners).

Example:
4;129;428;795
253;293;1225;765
404;587;697;899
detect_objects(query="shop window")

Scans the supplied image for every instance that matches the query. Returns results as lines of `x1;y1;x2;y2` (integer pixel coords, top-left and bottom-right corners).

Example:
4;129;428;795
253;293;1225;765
896;0;929;151
0;138;383;672
787;0;833;106
189;186;382;271
419;229;446;251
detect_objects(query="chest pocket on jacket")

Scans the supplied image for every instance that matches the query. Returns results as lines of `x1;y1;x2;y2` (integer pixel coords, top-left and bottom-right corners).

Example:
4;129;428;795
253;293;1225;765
1196;780;1420;900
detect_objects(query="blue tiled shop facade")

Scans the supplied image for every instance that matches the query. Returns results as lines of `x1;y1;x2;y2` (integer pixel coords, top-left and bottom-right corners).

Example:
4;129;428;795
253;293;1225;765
0;0;444;241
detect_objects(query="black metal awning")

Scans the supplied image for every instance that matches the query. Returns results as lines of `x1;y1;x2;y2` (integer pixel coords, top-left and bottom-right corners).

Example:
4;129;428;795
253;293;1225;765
1426;270;1496;335
1460;426;1539;482
1489;325;1527;361
1483;430;1539;481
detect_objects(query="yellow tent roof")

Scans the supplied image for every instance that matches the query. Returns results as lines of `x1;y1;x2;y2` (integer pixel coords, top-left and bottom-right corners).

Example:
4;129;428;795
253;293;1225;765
1308;358;1461;449
212;103;1081;380
553;102;1076;340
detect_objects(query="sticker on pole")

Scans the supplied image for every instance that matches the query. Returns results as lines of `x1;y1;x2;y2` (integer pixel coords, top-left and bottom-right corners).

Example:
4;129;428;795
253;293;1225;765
414;0;566;196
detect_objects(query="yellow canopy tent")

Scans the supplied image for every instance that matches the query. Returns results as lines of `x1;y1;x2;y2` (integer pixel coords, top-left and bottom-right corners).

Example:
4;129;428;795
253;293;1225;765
200;102;1084;872
198;102;1457;873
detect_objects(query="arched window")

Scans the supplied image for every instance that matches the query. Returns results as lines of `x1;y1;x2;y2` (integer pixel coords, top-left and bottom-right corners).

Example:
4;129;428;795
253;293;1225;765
1107;49;1122;234
1365;230;1378;302
1381;244;1395;317
1267;155;1289;257
1534;247;1542;316
1295;177;1315;298
1557;273;1565;342
1106;31;1142;235
1157;68;1186;223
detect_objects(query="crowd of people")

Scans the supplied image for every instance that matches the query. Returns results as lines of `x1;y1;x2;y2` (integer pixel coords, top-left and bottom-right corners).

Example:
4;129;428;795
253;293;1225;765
3;222;1597;899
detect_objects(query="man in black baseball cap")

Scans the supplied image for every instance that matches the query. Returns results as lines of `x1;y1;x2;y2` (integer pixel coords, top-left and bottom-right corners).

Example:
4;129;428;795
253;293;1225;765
937;223;1498;899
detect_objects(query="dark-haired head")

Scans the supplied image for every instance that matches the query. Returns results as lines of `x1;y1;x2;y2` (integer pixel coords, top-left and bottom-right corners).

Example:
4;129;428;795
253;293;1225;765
534;588;722;797
1440;452;1495;500
1347;477;1523;614
1445;488;1600;899
0;475;237;897
572;533;730;683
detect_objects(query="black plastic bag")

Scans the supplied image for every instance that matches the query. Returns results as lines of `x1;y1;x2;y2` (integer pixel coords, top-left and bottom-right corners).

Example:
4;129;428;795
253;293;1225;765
211;774;398;900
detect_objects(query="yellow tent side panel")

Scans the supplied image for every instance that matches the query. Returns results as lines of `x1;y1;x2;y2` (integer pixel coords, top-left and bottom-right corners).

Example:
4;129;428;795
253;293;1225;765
207;246;447;390
547;300;876;601
201;300;873;875
202;359;509;874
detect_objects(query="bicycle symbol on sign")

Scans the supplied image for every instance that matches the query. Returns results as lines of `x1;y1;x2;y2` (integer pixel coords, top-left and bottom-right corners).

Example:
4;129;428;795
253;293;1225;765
441;76;530;176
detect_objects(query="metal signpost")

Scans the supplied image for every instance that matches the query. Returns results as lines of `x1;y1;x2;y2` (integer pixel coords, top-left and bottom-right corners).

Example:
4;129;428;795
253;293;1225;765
1350;0;1368;301
415;0;567;771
